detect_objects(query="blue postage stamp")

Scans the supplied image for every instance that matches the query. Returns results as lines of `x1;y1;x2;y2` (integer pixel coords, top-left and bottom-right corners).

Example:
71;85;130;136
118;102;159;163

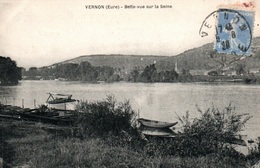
214;9;254;56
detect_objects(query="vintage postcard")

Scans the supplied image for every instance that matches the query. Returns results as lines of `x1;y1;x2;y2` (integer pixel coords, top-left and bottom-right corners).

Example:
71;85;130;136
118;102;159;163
0;0;260;167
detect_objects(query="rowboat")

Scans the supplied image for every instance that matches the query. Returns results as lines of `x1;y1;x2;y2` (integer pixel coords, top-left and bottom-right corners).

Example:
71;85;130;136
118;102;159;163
225;136;247;146
46;93;76;104
46;93;78;110
139;126;176;137
137;118;178;128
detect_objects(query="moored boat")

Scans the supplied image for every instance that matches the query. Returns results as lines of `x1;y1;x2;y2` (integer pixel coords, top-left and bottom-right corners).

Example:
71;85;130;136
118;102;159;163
139;126;176;137
18;109;74;125
137;118;178;128
46;93;78;110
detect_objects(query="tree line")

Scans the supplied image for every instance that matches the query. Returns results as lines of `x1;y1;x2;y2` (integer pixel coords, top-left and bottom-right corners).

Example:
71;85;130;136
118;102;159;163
23;61;193;83
0;56;22;85
125;64;193;82
23;62;118;82
0;55;255;85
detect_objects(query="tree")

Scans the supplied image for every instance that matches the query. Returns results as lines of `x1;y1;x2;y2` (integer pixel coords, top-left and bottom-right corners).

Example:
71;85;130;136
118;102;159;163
139;64;157;82
0;56;22;85
27;67;38;77
130;68;139;82
155;69;179;82
164;70;179;82
178;68;193;82
109;74;120;82
97;66;114;81
78;61;98;81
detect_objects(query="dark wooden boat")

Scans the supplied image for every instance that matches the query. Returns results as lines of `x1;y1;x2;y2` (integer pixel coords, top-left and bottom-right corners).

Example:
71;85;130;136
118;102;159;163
137;118;178;128
226;137;247;146
19;110;74;125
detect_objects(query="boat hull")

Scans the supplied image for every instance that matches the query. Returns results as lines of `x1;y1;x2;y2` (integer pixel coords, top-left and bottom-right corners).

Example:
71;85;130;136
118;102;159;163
137;118;178;128
47;101;78;110
19;112;73;125
46;93;78;110
139;126;176;137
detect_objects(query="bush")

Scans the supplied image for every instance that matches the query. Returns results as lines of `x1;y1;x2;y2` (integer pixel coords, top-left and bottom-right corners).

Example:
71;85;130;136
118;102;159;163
247;140;260;165
175;104;251;157
74;98;251;161
139;104;251;158
75;95;138;138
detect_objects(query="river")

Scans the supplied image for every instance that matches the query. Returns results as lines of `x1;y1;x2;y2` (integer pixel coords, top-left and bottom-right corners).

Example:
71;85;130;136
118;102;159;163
0;80;260;139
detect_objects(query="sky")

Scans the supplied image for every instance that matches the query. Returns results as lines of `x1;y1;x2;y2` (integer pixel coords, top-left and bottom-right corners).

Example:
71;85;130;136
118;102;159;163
0;0;259;68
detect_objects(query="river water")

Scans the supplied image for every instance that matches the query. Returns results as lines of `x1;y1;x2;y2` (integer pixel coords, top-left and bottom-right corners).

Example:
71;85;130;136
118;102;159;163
0;80;260;139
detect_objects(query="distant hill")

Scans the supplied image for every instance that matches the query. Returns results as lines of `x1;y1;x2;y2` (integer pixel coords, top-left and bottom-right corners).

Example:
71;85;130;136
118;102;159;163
156;36;260;71
155;43;217;72
52;55;167;71
49;37;260;72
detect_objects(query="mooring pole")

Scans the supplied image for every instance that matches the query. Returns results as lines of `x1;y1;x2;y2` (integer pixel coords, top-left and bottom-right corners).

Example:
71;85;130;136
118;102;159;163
34;100;36;108
22;99;24;108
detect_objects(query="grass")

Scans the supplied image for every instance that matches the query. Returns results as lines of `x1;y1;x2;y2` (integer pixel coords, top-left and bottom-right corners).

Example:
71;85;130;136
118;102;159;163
1;97;259;167
1;118;255;168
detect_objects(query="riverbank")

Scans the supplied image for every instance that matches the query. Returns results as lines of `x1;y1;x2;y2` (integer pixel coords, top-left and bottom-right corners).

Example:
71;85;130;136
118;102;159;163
1;82;260;167
1;96;260;167
21;74;260;85
0;118;255;168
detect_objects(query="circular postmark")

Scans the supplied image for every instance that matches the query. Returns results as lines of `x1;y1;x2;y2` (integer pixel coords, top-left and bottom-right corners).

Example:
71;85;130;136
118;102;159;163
199;8;253;56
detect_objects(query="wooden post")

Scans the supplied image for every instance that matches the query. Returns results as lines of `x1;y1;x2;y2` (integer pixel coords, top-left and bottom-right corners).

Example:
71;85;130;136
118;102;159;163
34;100;36;108
22;99;24;108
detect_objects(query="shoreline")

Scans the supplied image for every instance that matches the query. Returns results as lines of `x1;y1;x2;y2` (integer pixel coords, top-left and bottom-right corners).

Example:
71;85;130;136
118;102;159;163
0;118;259;167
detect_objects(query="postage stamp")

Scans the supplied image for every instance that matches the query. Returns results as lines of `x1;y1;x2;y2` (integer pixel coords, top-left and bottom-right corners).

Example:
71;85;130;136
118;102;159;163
199;2;255;56
214;9;254;56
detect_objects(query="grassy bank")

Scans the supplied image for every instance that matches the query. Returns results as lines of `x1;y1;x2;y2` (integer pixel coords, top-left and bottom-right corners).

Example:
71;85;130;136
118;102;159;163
1;96;259;167
0;119;252;168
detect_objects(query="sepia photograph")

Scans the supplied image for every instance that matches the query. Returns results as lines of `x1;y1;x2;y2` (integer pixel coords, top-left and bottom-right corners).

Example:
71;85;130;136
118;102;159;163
0;0;260;167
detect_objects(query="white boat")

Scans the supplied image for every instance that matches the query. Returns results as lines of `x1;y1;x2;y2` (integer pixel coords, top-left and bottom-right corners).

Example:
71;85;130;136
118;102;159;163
137;118;178;128
46;93;78;111
139;126;176;138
